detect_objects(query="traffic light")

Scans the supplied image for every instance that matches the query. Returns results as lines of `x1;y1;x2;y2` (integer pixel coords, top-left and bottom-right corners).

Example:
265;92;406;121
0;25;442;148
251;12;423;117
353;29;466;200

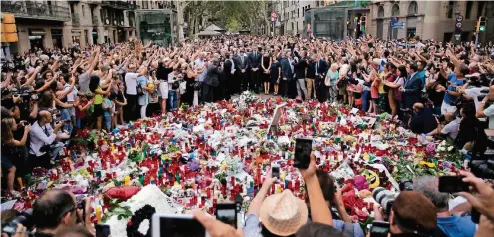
1;14;18;43
359;16;367;31
476;16;486;32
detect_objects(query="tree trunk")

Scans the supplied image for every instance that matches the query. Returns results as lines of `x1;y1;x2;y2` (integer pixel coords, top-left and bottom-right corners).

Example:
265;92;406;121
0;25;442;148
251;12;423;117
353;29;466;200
176;1;186;42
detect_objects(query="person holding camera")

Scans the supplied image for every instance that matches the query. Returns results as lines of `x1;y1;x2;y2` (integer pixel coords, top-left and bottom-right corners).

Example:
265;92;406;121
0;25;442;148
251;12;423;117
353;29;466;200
1;118;31;196
372;191;437;237
32;189;93;237
475;85;494;129
28;110;64;170
413;176;477;237
313;171;364;237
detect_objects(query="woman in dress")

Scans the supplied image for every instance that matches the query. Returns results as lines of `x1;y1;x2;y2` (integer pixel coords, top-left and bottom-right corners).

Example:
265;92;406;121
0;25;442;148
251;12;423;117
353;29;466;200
382;65;406;119
184;63;198;106
270;56;281;96
325;63;339;103
261;51;272;95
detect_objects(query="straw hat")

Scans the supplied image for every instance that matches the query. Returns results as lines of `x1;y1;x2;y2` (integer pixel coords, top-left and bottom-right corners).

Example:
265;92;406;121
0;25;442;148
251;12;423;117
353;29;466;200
259;189;308;236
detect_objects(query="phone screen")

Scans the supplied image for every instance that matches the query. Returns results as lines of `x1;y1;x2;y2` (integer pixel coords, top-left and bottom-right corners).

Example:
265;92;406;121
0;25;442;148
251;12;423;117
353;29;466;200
438;176;469;193
95;224;111;237
272;166;280;179
294;138;313;169
159;216;205;237
215;204;237;228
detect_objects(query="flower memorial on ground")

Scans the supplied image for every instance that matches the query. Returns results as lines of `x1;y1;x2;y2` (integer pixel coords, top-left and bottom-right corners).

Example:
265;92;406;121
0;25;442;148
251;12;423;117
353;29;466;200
2;92;467;236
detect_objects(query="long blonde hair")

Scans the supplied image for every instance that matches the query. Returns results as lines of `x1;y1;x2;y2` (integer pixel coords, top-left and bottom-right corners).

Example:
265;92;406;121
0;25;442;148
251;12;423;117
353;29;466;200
1;118;16;142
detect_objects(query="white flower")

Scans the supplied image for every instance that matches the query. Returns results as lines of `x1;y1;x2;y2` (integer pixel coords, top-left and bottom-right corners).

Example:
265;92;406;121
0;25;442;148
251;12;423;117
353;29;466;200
438;147;445;152
137;219;150;235
447;146;454;151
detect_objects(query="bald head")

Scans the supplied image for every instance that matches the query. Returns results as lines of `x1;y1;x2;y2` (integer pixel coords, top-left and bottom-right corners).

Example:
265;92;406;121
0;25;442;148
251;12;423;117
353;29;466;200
33;189;77;230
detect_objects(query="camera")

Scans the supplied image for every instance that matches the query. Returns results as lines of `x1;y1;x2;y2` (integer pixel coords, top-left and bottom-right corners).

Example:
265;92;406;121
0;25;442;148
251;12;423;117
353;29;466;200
398;179;413;191
372;187;396;215
1;209;33;236
11;87;39;102
469;160;494;179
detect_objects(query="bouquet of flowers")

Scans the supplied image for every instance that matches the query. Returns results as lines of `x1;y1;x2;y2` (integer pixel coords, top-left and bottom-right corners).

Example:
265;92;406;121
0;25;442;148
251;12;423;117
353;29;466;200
435;140;463;163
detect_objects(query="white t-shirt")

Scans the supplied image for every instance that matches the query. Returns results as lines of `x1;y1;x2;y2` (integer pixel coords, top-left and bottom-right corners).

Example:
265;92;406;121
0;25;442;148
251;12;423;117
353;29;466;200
441;117;460;140
482;103;494;129
125;72;139;95
78;72;90;93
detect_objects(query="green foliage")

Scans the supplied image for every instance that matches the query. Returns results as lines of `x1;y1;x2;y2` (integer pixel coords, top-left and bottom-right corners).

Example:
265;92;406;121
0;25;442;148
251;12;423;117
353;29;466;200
106;199;133;221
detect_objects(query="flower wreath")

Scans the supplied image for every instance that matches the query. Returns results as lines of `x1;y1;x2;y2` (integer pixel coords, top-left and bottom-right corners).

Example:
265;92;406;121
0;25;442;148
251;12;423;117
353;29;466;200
126;204;156;237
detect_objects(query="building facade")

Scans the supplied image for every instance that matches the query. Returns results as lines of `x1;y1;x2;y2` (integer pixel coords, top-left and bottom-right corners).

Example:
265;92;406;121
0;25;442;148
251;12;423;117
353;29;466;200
1;0;175;54
367;0;492;42
1;0;72;54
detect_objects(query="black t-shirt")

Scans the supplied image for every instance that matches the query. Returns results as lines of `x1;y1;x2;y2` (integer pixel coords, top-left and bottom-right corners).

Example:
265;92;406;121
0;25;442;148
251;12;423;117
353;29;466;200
32;232;54;237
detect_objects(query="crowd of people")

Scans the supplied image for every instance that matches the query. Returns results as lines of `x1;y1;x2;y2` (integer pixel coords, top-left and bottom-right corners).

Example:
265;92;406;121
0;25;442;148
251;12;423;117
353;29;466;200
1;34;494;237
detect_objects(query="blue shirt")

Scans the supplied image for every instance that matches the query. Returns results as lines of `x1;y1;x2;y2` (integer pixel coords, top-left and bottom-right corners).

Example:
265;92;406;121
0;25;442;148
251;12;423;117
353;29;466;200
437;215;476;237
443;74;465;105
418;70;426;85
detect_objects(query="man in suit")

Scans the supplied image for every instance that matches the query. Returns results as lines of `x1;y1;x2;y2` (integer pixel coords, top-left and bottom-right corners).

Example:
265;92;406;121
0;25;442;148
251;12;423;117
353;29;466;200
222;53;235;100
400;63;423;111
236;48;249;92
203;59;223;103
231;49;242;95
280;52;294;98
292;50;308;99
248;46;262;93
315;55;328;102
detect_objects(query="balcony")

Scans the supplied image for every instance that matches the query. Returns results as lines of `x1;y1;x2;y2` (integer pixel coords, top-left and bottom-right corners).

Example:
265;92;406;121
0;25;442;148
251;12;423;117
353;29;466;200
100;1;136;10
1;1;71;22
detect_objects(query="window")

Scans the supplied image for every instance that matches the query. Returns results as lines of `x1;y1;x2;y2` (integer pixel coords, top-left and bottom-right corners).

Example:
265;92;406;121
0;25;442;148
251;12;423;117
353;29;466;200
407;28;416;38
391;4;400;17
465;1;473;19
377;6;384;18
408;1;418;15
447;1;454;18
477;1;486;18
82;5;85;17
303;7;305;16
298;9;300;18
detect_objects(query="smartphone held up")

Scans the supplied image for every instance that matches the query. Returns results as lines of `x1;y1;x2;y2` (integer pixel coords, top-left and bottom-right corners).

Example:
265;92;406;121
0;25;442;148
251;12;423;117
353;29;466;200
294;138;313;169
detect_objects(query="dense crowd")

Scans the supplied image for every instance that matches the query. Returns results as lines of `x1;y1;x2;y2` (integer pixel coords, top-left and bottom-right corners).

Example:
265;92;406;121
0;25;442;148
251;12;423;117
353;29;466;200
1;35;494;237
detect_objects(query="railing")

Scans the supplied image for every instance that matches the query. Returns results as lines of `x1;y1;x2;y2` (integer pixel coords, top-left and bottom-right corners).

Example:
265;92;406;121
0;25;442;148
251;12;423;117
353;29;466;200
72;13;80;26
100;1;136;10
1;0;71;22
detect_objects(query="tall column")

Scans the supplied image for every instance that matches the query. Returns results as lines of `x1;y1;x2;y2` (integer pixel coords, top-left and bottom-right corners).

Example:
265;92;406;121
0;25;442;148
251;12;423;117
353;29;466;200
93;5;105;44
87;28;93;45
98;27;105;44
421;1;442;40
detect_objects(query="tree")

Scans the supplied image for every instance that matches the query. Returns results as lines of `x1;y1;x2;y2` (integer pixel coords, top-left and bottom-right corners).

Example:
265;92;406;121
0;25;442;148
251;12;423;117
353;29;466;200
175;0;271;41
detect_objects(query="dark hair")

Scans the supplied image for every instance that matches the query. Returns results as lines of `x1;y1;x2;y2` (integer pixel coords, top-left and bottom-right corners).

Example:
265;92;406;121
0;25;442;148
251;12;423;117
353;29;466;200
408;63;418;72
261;226;295;237
89;75;100;93
459;64;470;77
316;170;336;204
33;190;75;229
54;225;94;237
38;91;55;108
397;65;408;78
384;50;390;58
296;223;347;237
